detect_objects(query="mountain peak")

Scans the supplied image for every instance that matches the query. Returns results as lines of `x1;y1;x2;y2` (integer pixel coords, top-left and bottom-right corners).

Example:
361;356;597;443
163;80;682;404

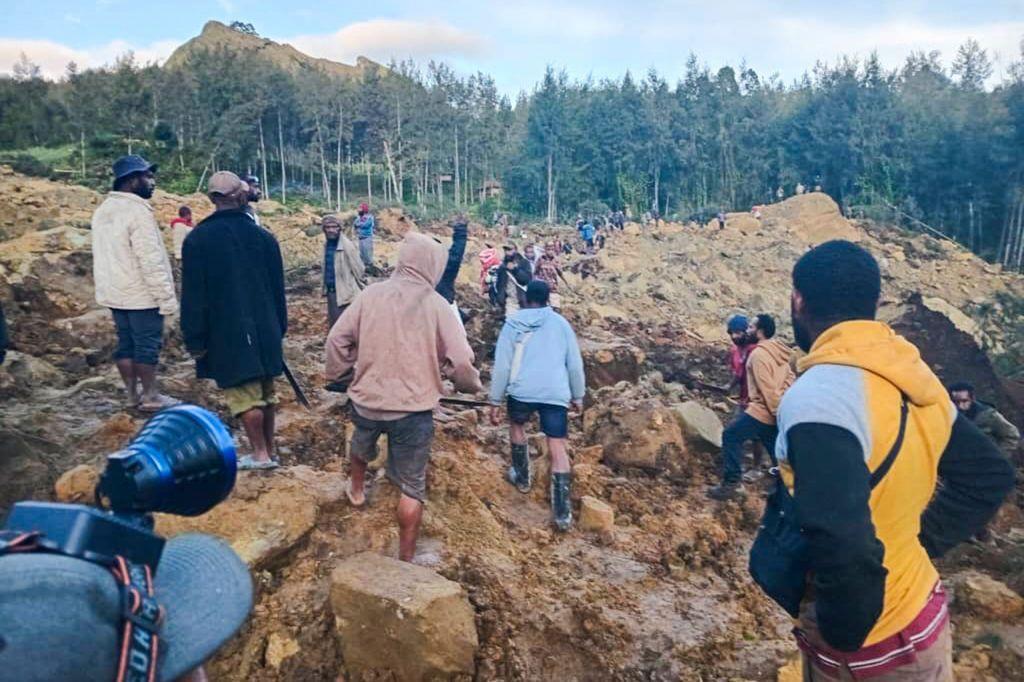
164;20;381;79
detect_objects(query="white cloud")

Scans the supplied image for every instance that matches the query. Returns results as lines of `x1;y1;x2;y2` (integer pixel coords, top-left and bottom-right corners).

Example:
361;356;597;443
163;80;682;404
217;0;236;14
288;18;487;64
494;2;621;40
770;17;1024;75
0;38;180;78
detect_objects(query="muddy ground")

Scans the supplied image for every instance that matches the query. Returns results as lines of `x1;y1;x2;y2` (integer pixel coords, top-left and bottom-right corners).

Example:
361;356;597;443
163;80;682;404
2;167;1023;680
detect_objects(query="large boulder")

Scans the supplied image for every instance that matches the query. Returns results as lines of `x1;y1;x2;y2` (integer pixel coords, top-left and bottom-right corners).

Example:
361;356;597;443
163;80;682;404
951;571;1024;621
155;466;341;569
330;552;478;680
0;427;63;513
580;339;645;388
589;399;690;477
672;401;723;450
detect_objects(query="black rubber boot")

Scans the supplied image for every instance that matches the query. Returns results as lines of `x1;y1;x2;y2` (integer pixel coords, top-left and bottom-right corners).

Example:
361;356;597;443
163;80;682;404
507;442;531;493
551;472;573;532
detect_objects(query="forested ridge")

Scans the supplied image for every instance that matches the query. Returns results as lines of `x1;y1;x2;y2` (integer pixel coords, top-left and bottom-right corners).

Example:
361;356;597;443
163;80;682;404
2;22;1024;270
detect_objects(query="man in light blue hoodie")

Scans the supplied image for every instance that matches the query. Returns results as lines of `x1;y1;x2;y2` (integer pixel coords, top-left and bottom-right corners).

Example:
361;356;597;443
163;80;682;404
489;280;586;531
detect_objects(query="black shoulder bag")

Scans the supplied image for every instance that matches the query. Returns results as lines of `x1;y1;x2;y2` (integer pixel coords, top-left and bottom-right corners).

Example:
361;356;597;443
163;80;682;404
749;396;908;616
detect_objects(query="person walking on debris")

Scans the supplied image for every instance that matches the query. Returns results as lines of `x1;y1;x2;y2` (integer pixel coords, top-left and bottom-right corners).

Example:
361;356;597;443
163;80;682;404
580;220;596;252
322;214;366;330
479;243;501;302
435;214;469;324
717;211;726;230
726;314;769;471
948;382;1020;454
489;280;585;531
354;202;375;269
91;154;178;412
523;243;541;274
709;313;794;500
242;175;262;227
496;244;532;318
326;232;482;562
181;172;287;471
170;206;193;261
754;239;1014;681
534;243;570;310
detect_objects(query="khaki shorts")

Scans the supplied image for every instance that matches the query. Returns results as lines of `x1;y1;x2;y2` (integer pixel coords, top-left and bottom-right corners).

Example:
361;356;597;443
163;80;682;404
223;378;278;417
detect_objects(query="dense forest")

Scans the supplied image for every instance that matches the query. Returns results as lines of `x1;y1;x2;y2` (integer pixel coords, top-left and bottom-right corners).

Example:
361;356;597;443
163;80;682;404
1;23;1024;270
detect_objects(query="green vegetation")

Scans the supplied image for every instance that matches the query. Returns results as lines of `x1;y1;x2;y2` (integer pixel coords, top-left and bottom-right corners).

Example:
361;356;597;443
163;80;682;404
1;28;1024;270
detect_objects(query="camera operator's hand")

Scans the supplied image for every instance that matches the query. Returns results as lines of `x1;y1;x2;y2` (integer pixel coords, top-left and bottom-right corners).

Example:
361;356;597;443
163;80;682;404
488;404;503;426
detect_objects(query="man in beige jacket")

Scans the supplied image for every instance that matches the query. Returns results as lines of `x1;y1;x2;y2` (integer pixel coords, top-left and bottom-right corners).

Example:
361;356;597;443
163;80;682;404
321;214;365;329
326;232;482;562
709;313;795;500
91;155;178;412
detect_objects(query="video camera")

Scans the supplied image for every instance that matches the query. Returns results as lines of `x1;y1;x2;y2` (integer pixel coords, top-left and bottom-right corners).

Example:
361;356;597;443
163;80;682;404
1;404;237;571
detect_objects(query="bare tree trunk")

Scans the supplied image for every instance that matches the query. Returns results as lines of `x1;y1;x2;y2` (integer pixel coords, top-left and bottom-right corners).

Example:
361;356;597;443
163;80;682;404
365;154;372;203
546;151;555;223
258;117;270;200
396;96;404;204
453;127;461;209
80;130;86;179
1011;193;1019;268
383;139;400;202
315;113;331;205
336;103;343;211
277;109;287;204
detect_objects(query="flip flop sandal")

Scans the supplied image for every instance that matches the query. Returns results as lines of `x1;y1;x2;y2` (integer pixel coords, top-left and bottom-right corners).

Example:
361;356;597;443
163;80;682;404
238;455;280;471
137;393;182;413
345;479;368;508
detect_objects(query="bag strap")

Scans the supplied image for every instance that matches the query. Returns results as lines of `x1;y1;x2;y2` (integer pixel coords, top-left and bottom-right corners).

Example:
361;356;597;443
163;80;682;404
868;394;909;489
509;331;535;382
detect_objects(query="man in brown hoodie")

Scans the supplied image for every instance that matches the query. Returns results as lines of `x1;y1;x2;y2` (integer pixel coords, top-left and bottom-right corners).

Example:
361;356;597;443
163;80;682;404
325;232;483;561
709;313;795;500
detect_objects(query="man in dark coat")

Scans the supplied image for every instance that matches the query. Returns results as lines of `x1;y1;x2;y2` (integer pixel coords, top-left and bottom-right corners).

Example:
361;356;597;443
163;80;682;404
181;171;287;470
495;243;532;318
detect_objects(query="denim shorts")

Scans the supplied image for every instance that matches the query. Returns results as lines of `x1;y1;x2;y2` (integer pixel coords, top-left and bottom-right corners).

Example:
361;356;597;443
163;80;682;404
507;397;569;438
110;308;163;365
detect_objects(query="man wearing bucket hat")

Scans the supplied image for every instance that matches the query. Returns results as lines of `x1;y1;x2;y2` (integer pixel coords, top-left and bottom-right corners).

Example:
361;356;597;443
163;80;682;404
91;154;179;412
0;532;253;681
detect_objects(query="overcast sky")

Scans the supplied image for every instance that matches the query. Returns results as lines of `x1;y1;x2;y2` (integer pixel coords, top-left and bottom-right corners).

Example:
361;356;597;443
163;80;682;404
3;1;1023;93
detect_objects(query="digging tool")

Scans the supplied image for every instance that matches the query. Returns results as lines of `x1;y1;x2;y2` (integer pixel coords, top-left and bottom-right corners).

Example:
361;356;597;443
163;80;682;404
282;362;311;409
439;396;491;408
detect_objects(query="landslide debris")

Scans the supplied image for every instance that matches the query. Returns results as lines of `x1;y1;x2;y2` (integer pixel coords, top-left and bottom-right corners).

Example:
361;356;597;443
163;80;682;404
2;168;1023;681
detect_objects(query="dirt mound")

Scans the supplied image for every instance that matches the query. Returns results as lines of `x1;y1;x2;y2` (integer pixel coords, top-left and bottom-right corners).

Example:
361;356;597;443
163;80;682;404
762;192;861;244
1;168;1023;680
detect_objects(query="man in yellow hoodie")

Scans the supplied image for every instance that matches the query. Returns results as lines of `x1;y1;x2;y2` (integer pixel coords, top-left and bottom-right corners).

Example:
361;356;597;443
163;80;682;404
709;313;795;500
764;240;1014;680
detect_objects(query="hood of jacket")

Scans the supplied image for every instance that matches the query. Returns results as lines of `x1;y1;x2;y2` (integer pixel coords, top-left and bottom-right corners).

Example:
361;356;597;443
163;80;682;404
393;232;447;287
798;320;948;408
508;306;553;333
755;337;792;366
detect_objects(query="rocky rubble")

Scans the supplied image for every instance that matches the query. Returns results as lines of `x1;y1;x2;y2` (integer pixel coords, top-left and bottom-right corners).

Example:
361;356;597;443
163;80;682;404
1;168;1023;680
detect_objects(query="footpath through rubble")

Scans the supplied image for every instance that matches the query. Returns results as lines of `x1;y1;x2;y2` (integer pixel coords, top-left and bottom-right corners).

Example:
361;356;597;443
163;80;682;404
2;164;1023;680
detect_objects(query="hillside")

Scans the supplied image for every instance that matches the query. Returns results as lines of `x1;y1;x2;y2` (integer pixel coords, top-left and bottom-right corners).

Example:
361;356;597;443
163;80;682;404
1;168;1023;680
163;20;382;78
